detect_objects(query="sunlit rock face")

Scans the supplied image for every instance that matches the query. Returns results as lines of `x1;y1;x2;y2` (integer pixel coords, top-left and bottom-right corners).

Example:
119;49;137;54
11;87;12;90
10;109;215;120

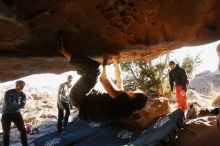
0;0;220;81
189;71;220;96
213;95;220;107
170;116;220;146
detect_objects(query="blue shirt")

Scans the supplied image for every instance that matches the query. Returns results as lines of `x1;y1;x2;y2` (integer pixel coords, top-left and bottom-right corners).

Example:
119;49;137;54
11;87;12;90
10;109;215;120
2;89;26;114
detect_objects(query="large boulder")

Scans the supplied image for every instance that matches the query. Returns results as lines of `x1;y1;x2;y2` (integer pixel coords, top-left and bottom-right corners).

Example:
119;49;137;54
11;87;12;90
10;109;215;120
170;116;220;146
120;96;170;130
212;95;220;107
189;71;220;96
0;0;220;81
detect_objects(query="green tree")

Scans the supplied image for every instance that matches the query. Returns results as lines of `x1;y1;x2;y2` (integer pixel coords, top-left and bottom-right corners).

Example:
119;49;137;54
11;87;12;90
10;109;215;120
120;52;202;94
181;53;202;78
121;55;169;93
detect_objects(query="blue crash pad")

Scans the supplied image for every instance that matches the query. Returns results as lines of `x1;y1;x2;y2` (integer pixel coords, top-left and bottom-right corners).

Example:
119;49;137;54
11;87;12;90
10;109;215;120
33;109;184;146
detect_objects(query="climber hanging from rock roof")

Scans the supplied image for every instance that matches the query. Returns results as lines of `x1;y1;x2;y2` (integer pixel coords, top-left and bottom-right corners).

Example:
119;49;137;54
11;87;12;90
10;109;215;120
57;32;148;123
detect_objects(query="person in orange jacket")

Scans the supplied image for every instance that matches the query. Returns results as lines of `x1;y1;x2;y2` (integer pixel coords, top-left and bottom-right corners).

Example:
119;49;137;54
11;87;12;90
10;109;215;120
169;61;188;116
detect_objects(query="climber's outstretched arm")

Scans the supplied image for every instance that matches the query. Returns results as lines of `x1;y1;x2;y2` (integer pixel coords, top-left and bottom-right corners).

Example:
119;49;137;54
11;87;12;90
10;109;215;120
100;55;122;98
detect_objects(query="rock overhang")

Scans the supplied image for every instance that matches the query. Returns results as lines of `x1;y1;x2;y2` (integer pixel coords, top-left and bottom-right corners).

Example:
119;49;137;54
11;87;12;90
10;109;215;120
0;0;220;82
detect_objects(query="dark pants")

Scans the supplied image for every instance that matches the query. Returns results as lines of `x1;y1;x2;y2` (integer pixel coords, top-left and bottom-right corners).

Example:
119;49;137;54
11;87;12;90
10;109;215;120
69;55;100;108
57;101;70;132
68;55;133;122
1;113;28;146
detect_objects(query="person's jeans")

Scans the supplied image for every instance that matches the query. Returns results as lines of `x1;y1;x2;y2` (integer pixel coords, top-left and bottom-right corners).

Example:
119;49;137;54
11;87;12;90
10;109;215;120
69;55;100;108
1;113;28;146
57;101;70;132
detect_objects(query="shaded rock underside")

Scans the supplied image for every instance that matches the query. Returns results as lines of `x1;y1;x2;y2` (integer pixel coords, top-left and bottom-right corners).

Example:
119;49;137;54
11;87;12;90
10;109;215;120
0;0;220;81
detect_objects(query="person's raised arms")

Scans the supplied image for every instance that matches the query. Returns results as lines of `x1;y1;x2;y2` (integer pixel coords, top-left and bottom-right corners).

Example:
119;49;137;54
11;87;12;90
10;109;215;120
100;55;122;98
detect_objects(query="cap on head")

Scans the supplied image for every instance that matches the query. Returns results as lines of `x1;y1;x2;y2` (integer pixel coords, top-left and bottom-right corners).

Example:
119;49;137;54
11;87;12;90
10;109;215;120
16;80;26;86
67;75;73;79
169;61;175;65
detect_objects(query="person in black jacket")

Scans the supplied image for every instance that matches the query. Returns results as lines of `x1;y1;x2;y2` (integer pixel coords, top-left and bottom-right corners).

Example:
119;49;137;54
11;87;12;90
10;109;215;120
169;61;188;115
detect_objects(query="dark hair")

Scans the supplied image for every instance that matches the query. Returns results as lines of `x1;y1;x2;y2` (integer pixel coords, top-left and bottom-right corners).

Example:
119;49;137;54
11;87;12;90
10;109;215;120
16;80;25;86
169;61;175;65
67;75;73;79
130;92;148;111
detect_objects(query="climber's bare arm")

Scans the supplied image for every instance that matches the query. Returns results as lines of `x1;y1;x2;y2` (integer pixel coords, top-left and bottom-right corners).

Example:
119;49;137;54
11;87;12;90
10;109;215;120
59;33;71;61
112;54;124;90
100;55;122;98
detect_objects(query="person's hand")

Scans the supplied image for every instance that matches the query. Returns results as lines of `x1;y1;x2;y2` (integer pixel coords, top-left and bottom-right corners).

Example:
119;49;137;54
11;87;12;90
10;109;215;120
58;32;72;61
180;90;186;96
102;54;109;66
59;32;66;55
170;89;175;94
111;54;120;63
170;90;173;95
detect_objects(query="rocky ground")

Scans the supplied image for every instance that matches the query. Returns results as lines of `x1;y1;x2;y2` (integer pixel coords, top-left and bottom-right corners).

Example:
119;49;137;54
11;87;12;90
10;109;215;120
170;70;220;146
0;86;57;145
0;86;79;145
